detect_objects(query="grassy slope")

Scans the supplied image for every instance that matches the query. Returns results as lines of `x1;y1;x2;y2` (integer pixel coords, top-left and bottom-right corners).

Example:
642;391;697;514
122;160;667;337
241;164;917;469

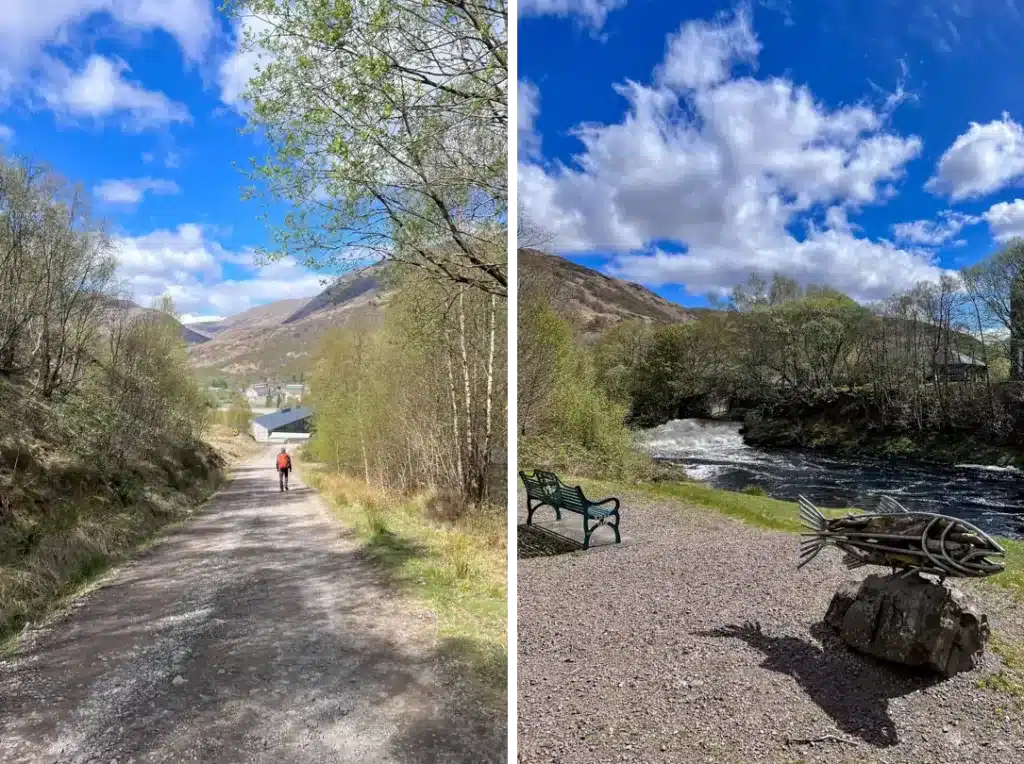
301;464;507;707
0;426;257;648
568;475;1024;700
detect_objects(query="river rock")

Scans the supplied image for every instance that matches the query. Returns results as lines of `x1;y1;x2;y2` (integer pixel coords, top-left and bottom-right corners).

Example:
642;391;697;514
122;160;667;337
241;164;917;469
824;573;989;677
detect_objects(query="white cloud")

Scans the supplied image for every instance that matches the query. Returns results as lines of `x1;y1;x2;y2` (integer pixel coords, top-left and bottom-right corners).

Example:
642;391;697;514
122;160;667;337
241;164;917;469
40;55;189;129
94;177;179;205
926;113;1024;201
656;7;760;91
218;14;274;109
518;9;938;301
111;224;325;318
519;79;541;159
983;199;1024;241
181;314;225;325
0;0;214;67
891;211;979;246
518;0;627;30
0;124;12;141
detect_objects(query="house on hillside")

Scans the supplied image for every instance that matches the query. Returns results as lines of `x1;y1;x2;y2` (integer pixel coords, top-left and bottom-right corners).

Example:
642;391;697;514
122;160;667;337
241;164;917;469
932;349;987;382
245;382;272;403
250;406;315;443
282;383;306;402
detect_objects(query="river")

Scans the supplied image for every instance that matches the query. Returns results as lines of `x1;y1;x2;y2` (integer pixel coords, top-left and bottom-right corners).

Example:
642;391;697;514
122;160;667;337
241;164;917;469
640;418;1024;539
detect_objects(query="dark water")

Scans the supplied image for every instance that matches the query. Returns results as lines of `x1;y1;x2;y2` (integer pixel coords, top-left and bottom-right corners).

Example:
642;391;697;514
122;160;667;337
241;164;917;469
640;419;1024;539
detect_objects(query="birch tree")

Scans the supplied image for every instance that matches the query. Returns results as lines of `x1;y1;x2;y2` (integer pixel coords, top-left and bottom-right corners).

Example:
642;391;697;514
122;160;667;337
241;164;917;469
226;0;508;296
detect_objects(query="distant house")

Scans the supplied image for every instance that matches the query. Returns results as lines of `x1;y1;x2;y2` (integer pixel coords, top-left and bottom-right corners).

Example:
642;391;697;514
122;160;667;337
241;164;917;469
933;349;987;382
245;383;272;403
282;383;306;402
250;406;315;443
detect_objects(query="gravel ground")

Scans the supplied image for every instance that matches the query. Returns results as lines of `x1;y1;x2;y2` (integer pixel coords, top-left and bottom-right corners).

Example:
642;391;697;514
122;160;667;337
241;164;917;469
517;488;1024;764
0;449;504;763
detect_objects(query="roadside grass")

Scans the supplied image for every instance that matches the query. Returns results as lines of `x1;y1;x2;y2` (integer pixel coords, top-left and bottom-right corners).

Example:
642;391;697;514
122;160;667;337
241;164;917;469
302;464;507;706
0;426;253;654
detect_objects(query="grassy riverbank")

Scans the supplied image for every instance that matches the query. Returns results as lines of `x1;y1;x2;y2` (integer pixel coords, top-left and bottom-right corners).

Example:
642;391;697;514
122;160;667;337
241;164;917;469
569;475;1024;600
301;463;507;707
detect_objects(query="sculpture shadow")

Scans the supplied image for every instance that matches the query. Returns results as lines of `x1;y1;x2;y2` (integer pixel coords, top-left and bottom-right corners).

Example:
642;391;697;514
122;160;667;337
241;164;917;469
696;621;942;748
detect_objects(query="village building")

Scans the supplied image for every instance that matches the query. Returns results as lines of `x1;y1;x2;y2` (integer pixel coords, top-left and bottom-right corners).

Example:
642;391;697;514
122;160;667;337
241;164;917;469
250;406;314;443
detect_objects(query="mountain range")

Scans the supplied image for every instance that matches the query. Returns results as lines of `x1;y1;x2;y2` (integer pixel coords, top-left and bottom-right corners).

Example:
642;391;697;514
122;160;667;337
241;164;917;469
178;253;693;380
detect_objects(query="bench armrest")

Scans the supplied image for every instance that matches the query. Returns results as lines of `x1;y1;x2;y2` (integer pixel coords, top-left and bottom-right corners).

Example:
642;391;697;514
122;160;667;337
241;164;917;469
591;496;620;512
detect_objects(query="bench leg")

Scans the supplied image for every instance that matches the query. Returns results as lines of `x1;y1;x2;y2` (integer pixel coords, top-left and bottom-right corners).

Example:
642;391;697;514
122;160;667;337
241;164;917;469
611;512;621;544
526;498;535;526
582;515;592;550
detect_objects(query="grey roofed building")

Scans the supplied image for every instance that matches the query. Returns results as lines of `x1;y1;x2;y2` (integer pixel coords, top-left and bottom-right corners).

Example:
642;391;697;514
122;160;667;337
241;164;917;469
932;349;987;382
251;406;314;442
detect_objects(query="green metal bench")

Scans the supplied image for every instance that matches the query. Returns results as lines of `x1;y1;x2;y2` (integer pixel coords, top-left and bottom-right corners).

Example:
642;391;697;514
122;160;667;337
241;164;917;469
519;469;621;550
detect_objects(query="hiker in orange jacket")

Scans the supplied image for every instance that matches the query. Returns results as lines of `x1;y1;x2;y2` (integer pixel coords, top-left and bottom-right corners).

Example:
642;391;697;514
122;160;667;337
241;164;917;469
276;448;292;492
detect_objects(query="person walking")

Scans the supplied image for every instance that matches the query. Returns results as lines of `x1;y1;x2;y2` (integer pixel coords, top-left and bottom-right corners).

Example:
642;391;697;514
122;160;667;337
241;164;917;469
276;447;292;491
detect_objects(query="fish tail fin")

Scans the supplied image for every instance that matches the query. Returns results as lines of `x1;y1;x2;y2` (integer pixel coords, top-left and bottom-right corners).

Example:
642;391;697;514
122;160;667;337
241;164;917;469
797;495;828;570
798;495;827;533
842;552;869;570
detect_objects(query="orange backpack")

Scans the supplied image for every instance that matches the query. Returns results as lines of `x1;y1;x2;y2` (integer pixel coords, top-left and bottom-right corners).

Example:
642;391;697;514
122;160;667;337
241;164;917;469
276;453;291;470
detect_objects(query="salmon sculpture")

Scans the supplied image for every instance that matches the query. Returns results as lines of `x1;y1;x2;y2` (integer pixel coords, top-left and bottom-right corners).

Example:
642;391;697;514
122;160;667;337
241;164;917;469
798;495;1006;580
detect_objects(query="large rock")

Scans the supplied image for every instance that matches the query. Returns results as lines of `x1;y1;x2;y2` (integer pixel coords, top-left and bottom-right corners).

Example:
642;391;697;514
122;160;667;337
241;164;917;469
824;573;990;677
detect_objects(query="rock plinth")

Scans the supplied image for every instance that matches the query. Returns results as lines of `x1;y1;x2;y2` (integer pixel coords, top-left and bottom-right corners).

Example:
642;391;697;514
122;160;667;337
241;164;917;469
824;573;989;677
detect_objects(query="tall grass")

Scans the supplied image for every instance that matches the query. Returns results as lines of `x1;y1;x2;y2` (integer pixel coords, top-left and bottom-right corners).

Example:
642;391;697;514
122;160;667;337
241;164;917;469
303;465;507;700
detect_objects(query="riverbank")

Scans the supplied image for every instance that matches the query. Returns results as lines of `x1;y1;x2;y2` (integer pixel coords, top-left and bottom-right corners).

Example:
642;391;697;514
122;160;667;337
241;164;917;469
517;479;1024;763
573;476;1024;599
742;410;1024;468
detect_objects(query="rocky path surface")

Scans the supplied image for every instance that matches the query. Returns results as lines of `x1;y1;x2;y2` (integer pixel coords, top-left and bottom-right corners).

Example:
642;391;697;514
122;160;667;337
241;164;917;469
1;449;503;763
517;488;1024;764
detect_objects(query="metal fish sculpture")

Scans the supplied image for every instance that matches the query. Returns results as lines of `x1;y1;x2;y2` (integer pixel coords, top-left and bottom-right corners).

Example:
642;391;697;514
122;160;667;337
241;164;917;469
798;495;1006;580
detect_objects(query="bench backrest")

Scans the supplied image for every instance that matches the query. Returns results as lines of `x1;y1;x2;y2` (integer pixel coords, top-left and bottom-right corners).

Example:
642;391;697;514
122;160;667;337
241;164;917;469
520;470;560;503
555;483;586;512
521;469;587;511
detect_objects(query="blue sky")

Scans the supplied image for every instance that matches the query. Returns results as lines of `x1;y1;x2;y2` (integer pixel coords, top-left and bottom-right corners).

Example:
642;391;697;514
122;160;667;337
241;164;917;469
0;1;325;323
518;0;1024;307
9;2;1024;321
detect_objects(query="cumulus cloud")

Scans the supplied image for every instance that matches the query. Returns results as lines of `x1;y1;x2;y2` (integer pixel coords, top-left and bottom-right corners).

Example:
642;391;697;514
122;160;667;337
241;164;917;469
891;211;979;246
94;177;179;205
518;0;628;29
983;199;1024;241
519;79;541;159
0;2;209;126
655;7;760;91
40;55;190;129
0;0;213;65
218;14;274;109
111;224;325;319
926;113;1024;201
517;8;943;301
0;124;12;142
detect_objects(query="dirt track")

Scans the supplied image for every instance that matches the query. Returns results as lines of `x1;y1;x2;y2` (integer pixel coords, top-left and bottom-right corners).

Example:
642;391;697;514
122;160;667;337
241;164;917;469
0;449;504;763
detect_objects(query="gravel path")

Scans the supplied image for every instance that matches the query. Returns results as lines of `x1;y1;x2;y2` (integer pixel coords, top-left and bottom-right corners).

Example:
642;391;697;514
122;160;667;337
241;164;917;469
517;487;1024;764
0;449;504;763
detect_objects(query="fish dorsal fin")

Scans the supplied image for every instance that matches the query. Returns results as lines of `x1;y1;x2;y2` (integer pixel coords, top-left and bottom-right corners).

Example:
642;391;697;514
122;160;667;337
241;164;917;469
876;495;909;515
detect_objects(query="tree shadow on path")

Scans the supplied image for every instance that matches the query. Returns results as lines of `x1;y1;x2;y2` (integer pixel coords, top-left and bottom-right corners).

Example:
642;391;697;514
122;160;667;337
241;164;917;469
696;621;942;748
